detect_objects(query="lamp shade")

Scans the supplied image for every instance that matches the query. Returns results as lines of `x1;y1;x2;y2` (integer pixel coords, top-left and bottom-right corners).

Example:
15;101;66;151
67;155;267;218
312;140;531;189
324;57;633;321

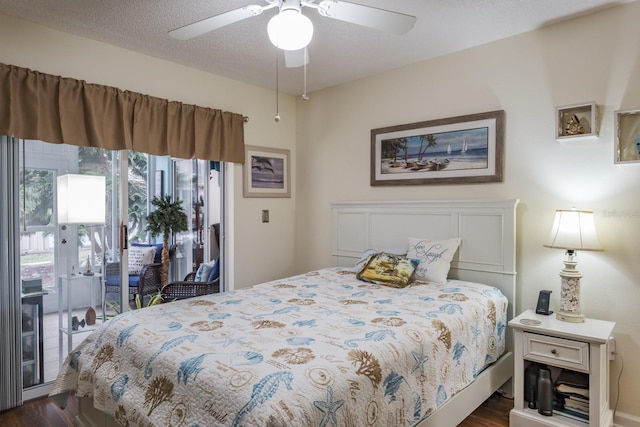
544;209;603;251
57;174;106;224
267;9;313;51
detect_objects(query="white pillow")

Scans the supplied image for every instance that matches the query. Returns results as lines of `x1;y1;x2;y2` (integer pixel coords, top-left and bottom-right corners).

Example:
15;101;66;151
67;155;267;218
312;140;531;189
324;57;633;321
406;237;461;285
194;261;215;282
128;246;156;275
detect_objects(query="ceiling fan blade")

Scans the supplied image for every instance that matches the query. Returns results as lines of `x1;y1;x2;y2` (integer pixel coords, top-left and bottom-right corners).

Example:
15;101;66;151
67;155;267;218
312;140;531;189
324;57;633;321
316;0;416;35
284;48;310;68
169;4;267;40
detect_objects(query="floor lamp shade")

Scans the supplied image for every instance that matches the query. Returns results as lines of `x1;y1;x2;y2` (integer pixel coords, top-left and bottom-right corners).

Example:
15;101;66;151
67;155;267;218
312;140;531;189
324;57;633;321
544;209;603;322
57;174;106;224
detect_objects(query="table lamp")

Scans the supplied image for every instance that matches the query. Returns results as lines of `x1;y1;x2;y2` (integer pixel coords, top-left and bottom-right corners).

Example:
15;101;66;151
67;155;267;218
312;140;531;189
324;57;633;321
543;208;603;322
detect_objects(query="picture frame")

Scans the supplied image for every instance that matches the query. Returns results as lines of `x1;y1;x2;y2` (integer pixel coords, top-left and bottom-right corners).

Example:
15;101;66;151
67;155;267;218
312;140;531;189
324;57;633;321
556;102;598;139
370;110;504;186
614;109;640;164
243;145;290;198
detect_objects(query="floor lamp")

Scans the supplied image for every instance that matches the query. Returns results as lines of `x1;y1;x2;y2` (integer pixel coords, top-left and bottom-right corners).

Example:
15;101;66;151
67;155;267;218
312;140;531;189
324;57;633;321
57;174;106;276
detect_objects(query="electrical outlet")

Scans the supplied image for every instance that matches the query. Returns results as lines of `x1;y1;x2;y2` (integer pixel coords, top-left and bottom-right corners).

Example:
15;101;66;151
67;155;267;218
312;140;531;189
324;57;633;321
262;210;269;223
608;336;616;360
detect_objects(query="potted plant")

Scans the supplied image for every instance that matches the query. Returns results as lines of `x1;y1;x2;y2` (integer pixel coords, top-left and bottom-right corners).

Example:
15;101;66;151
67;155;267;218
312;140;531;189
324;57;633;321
145;195;188;287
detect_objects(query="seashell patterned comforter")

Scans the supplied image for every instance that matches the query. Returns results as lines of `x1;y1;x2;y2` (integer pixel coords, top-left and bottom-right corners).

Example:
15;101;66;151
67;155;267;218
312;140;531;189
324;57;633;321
50;267;507;426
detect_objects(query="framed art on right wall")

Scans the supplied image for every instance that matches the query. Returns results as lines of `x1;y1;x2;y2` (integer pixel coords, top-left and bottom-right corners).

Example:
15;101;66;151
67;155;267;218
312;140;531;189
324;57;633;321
556;102;598;139
615;109;640;163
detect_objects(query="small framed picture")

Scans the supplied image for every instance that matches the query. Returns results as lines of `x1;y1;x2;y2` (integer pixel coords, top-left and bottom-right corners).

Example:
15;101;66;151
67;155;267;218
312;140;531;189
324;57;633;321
615;109;640;164
243;145;291;198
556;102;598;139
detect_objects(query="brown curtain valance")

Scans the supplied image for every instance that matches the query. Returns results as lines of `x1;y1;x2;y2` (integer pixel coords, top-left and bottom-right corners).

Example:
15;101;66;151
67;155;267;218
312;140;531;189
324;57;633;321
0;63;245;162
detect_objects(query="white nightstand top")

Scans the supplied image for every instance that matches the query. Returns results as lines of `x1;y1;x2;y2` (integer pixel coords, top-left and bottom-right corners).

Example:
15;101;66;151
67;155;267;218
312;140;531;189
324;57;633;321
509;309;615;344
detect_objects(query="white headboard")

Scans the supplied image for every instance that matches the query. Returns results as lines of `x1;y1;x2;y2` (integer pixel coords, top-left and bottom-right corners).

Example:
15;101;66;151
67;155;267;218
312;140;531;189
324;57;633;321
332;199;519;324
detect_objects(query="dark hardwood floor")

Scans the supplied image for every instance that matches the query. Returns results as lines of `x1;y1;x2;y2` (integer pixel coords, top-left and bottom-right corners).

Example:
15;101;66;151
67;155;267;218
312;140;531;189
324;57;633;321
458;393;513;427
0;394;78;427
0;392;512;426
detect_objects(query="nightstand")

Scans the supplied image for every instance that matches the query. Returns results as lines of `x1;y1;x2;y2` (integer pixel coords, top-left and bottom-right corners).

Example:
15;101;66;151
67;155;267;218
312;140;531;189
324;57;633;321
509;310;615;427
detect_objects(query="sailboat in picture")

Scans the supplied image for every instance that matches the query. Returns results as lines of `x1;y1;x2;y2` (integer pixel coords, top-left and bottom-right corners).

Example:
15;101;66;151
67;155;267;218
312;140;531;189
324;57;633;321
461;137;468;153
447;144;452;154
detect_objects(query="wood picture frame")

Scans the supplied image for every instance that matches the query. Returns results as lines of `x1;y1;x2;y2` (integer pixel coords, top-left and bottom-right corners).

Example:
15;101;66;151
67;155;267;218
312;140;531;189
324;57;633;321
614;109;640;164
243;145;290;198
370;110;504;186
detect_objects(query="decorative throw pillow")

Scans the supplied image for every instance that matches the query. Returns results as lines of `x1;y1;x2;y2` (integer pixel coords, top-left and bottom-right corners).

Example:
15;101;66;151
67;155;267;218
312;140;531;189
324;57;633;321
207;257;220;282
353;247;408;272
131;242;164;264
356;252;419;288
194;260;215;282
406;237;461;285
128;246;156;275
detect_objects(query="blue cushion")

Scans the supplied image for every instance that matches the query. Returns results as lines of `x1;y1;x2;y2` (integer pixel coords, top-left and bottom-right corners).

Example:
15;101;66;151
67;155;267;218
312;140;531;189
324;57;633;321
105;274;139;288
105;275;120;287
128;275;140;287
131;243;163;264
207;257;220;282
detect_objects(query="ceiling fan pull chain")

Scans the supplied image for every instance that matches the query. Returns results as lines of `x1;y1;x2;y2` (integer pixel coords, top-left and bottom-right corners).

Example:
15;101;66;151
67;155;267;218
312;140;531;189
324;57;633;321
302;48;309;101
275;49;281;122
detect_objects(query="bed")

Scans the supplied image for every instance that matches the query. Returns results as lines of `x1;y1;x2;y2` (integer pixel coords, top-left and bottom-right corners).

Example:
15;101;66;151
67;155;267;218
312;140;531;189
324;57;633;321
50;199;519;427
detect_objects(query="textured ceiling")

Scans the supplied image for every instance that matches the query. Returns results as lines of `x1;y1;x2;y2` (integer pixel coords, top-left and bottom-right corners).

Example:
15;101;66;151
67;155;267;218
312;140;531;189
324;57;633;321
0;0;633;95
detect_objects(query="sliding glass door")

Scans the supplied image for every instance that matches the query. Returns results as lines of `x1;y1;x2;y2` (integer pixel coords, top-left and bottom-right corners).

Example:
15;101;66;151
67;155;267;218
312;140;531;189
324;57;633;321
171;159;218;281
17;141;120;400
9;139;223;403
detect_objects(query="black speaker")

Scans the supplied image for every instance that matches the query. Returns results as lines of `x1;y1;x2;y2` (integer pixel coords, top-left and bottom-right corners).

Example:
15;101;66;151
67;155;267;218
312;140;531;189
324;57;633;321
535;290;553;315
524;363;538;409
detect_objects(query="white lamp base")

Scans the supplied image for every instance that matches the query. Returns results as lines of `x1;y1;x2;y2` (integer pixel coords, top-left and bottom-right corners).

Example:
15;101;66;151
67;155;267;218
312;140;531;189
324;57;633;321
556;310;585;323
556;253;585;323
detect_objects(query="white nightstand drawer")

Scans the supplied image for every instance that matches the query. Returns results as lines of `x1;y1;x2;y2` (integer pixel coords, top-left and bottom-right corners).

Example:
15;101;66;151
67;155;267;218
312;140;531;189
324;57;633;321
523;332;590;372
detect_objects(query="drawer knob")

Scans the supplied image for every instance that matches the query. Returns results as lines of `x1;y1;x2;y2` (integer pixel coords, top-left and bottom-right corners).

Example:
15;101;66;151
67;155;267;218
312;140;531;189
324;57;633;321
550;348;558;356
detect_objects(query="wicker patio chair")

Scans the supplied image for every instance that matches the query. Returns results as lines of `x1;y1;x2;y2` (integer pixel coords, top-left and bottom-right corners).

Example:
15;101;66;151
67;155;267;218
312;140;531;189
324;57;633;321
160;272;220;302
104;261;163;299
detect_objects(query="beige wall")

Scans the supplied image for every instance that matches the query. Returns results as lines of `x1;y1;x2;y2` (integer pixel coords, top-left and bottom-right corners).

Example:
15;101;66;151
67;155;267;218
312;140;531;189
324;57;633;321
0;13;298;289
2;2;640;420
295;2;640;419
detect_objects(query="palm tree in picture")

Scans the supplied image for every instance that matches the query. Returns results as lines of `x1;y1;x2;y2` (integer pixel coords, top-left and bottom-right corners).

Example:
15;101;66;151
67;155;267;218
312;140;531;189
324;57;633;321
381;138;408;165
145;195;188;286
418;134;438;162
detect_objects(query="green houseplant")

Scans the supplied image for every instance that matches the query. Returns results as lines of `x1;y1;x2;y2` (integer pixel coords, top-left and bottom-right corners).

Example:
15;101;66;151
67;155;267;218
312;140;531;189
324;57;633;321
145;195;188;287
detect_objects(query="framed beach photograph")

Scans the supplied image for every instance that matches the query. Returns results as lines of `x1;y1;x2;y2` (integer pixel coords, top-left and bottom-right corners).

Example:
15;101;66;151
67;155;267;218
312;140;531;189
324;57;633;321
370;110;504;186
614;109;640;164
243;145;290;197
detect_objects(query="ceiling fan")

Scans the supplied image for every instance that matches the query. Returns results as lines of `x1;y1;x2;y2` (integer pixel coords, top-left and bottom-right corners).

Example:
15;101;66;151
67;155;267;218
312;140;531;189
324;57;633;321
169;0;417;67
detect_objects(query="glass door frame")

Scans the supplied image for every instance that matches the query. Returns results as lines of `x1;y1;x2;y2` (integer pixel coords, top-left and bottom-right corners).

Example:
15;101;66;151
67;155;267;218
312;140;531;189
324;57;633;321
115;151;130;312
20;140;76;401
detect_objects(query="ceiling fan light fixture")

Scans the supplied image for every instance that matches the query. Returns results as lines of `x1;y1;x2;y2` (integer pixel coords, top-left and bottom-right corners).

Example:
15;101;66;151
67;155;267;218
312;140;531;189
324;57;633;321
267;8;313;51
